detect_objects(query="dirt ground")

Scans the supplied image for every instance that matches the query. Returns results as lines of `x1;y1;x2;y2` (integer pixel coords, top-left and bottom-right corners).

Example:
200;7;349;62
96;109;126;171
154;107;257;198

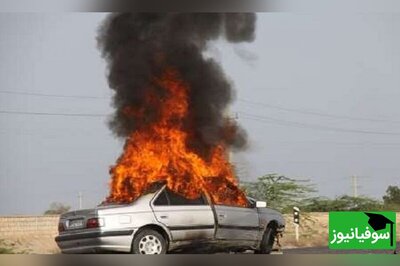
0;234;59;254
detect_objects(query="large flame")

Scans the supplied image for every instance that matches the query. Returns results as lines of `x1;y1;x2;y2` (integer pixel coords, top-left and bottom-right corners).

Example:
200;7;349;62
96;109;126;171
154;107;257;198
106;68;248;207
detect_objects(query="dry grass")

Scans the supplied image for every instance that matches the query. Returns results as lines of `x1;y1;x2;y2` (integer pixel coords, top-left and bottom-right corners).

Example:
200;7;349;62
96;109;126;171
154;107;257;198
279;212;329;248
0;234;59;254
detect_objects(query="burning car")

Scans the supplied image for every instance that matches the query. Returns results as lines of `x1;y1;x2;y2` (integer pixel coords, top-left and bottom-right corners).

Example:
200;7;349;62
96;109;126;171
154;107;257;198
55;184;285;254
55;14;285;255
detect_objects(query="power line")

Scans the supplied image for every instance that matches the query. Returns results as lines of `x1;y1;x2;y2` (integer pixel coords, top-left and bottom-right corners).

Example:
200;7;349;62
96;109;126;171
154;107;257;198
264;140;400;146
0;110;107;117
3;108;400;135
0;90;109;99
2;90;398;123
238;98;400;124
239;112;400;136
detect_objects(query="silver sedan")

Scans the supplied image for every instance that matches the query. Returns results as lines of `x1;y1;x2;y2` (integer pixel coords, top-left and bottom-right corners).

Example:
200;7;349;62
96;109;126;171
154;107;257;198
55;185;285;254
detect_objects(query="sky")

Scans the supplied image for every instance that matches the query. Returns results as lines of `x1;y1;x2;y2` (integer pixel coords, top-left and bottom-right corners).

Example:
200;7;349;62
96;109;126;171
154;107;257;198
1;10;400;214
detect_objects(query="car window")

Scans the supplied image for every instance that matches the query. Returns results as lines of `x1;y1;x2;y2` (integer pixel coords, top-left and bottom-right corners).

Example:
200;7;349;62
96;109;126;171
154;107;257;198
247;198;256;208
166;189;206;206
153;188;208;206
153;190;169;206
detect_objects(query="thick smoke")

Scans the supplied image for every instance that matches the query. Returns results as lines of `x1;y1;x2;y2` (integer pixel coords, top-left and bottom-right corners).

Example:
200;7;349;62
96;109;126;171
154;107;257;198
98;13;256;158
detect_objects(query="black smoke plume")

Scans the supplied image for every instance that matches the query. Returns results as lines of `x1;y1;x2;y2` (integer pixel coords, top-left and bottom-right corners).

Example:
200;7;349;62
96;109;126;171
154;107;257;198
98;13;256;158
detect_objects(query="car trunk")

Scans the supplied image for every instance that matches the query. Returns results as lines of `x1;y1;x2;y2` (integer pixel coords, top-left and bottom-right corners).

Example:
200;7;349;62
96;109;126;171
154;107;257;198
59;208;98;233
59;203;128;233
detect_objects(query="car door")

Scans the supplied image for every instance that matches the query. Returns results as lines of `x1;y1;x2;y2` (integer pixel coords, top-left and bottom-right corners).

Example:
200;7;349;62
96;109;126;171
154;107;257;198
151;187;215;241
214;203;260;241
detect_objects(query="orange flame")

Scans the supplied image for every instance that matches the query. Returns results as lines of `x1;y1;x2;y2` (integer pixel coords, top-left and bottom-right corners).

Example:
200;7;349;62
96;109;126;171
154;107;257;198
107;68;248;207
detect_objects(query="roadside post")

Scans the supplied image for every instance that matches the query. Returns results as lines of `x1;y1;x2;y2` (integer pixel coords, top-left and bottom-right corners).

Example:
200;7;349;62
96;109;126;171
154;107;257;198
293;207;300;243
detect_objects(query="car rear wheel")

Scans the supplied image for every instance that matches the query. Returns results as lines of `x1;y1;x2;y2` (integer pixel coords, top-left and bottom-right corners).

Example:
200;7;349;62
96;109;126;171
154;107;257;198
132;229;167;254
255;226;276;254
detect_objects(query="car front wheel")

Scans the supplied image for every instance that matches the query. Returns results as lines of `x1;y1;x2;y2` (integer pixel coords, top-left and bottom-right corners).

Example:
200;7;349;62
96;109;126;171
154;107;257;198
132;229;167;254
255;226;276;254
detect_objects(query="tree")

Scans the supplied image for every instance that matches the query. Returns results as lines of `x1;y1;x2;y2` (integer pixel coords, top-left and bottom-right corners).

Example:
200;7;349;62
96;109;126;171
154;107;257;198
241;173;316;212
383;185;400;205
44;202;71;215
382;185;400;210
303;195;383;212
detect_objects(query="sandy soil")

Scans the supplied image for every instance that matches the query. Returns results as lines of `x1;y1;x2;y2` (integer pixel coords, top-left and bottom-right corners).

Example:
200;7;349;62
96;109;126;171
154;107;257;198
0;234;59;254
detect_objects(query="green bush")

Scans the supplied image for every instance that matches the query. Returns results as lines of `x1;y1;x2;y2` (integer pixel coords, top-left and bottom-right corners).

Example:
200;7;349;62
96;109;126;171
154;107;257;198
302;195;384;212
0;240;14;254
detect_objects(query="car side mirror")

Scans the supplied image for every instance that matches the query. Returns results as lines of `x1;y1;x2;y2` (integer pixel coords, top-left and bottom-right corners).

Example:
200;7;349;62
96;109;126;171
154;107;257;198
256;201;267;208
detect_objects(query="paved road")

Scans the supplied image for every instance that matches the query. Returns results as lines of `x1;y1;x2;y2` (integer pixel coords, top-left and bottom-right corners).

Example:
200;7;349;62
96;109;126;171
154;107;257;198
282;242;400;254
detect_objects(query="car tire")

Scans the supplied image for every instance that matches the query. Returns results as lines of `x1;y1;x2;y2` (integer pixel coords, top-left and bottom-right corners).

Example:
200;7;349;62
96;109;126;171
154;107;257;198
132;229;167;254
255;226;276;254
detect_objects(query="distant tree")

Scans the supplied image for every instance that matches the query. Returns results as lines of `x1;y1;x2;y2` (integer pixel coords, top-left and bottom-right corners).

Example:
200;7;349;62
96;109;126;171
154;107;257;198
44;202;71;215
382;185;400;210
241;173;316;212
383;185;400;205
303;195;383;212
241;173;392;212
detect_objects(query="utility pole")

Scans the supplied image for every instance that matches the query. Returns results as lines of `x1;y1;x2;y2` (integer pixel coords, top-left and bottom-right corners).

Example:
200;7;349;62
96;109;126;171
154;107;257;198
351;176;358;198
78;192;83;209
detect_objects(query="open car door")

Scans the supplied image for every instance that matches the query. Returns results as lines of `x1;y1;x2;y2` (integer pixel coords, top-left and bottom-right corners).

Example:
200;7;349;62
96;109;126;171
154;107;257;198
213;202;260;241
